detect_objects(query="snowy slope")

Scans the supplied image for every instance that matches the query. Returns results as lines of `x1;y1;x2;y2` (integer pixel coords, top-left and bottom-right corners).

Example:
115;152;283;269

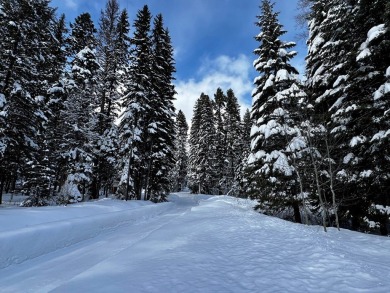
0;193;390;293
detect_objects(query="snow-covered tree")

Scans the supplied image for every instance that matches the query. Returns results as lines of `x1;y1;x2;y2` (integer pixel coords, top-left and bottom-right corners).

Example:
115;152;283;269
147;14;176;201
213;88;227;194
68;13;97;57
57;13;100;202
91;0;131;199
118;5;153;200
170;110;188;192
236;109;252;195
247;0;307;223
188;94;216;194
223;89;242;195
332;0;390;233
0;0;57;203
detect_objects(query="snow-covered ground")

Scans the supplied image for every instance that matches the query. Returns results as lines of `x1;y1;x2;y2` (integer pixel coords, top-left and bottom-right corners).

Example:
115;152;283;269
1;193;390;292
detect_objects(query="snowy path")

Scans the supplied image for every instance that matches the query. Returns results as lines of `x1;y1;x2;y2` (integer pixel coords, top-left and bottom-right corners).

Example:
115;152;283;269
1;193;390;292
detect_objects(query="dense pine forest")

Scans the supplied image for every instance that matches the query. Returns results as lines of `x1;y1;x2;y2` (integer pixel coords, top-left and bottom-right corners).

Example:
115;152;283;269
0;0;389;235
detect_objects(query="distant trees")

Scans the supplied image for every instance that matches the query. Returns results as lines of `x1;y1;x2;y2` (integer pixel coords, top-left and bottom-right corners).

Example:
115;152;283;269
187;88;247;196
170;110;188;192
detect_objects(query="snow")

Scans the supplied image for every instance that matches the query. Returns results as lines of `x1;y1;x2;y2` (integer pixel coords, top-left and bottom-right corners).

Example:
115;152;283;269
259;119;282;139
357;48;371;61
349;135;367;147
275;69;292;81
1;193;390;292
371;130;390;142
373;82;390;100
343;153;355;164
366;24;387;44
309;34;325;54
360;170;373;178
273;151;294;176
264;74;275;89
0;93;5;108
357;24;387;61
333;75;347;88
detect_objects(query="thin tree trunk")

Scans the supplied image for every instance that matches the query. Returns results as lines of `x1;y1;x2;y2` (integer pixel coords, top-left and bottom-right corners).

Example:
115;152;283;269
312;160;327;232
325;138;340;230
0;176;4;205
125;151;133;201
297;171;309;225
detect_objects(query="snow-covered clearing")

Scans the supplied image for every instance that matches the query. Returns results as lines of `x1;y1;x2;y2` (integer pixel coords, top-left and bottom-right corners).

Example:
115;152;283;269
1;193;390;293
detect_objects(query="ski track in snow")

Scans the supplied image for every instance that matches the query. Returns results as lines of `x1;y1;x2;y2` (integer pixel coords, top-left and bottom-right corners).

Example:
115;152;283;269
0;193;390;293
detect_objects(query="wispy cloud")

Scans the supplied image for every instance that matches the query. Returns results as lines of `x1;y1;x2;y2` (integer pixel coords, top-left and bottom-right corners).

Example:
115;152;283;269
174;54;253;125
63;0;78;10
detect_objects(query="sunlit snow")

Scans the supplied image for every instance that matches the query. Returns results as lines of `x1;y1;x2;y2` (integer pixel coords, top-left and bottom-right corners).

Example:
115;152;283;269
1;193;390;292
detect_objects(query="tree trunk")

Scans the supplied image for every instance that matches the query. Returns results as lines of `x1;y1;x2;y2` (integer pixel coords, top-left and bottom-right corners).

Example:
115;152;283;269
293;201;302;223
90;159;100;200
325;138;340;230
0;176;4;205
314;165;327;232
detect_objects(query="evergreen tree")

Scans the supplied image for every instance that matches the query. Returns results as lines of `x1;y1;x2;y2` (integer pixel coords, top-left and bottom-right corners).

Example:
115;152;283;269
306;0;354;116
68;13;97;57
304;0;356;229
118;5;153;200
147;14;176;201
247;0;306;222
224;89;242;195
0;0;57;203
330;0;390;232
188;98;202;193
213;88;227;194
170;110;188;192
91;0;131;199
23;12;70;205
237;109;252;195
188;94;216;194
57;13;100;202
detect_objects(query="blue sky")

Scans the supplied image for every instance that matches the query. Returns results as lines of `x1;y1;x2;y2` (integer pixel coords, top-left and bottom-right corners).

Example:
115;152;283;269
51;0;305;122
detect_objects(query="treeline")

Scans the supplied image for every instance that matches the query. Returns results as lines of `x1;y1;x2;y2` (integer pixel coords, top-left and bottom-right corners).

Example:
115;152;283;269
246;0;389;234
0;0;176;204
187;89;251;196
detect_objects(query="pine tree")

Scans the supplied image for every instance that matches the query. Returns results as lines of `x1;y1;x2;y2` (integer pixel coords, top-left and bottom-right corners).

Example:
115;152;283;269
213;88;227;194
188;98;202;193
0;0;57;204
68;13;97;57
170;110;188;192
57;13;100;202
237;109;252;196
306;0;354;116
22;12;72;206
304;0;356;229
224;89;242;195
331;0;390;232
147;14;176;201
118;5;153;200
91;0;131;199
188;93;216;194
247;0;307;223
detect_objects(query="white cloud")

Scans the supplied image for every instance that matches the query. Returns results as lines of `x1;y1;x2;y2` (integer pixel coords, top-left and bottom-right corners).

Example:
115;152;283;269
174;54;253;125
64;0;78;10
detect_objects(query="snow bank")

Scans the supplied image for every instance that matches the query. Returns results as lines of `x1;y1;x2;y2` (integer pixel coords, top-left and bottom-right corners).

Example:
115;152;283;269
0;199;173;269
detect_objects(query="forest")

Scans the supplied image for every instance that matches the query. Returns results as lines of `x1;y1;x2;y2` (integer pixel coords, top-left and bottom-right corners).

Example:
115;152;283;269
0;0;389;235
